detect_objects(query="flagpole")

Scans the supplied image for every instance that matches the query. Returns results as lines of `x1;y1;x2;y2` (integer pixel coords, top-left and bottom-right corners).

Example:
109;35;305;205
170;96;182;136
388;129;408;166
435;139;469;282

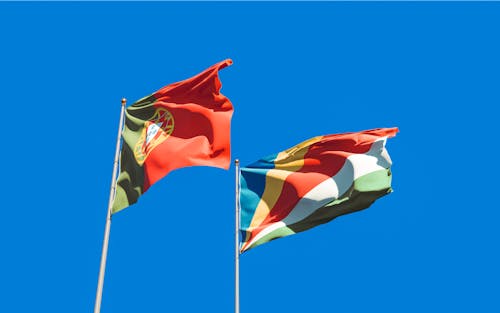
234;159;240;313
94;98;126;313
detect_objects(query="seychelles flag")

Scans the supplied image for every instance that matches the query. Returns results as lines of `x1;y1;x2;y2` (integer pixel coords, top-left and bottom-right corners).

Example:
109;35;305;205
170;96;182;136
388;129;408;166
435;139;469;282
239;127;398;253
112;60;233;214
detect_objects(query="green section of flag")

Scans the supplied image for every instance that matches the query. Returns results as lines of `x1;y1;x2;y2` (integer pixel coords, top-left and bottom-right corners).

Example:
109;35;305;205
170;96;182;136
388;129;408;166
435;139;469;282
112;95;157;214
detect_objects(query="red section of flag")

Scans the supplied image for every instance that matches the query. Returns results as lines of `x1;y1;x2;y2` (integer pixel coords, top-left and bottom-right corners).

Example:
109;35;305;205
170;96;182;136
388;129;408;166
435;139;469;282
142;59;234;190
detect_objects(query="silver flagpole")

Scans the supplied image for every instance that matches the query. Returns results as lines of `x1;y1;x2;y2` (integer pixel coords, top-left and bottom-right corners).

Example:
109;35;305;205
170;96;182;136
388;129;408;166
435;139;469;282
94;98;126;313
235;159;240;313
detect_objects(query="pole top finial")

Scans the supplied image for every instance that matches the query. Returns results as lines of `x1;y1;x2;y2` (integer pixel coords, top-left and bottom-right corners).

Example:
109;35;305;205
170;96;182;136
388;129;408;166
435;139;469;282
121;98;127;106
235;159;240;165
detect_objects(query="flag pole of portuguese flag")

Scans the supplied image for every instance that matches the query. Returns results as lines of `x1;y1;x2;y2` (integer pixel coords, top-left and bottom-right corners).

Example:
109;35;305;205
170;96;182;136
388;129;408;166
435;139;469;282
112;59;234;214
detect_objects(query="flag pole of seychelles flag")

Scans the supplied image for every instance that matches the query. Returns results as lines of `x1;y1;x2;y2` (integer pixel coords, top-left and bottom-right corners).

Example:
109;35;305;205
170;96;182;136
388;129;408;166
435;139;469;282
239;127;398;253
112;59;234;214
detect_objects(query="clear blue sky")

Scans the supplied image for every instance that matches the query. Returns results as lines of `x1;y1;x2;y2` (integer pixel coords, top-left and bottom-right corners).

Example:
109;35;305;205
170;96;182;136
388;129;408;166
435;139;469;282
1;2;499;312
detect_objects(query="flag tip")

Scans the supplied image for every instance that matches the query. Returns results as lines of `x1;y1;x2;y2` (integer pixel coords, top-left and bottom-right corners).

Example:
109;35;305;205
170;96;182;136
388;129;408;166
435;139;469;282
121;98;127;106
235;159;239;165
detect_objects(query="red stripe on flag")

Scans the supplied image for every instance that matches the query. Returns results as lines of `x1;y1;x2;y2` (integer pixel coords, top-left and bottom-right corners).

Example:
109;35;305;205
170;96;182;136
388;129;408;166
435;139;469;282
142;59;233;190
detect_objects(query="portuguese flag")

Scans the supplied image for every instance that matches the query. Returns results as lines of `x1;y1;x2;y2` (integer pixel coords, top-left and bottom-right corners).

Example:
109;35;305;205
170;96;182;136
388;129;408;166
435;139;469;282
239;127;398;252
112;59;234;214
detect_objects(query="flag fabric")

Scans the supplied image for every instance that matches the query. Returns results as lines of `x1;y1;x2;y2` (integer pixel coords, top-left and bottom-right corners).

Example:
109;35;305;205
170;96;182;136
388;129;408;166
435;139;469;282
239;127;398;253
112;59;234;214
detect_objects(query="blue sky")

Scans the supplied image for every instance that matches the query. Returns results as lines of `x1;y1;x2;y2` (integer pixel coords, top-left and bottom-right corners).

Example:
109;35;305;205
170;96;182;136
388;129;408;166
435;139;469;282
1;2;499;312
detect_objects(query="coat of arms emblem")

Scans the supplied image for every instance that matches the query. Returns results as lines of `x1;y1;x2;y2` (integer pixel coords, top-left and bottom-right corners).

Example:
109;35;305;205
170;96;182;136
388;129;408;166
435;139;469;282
133;107;174;165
